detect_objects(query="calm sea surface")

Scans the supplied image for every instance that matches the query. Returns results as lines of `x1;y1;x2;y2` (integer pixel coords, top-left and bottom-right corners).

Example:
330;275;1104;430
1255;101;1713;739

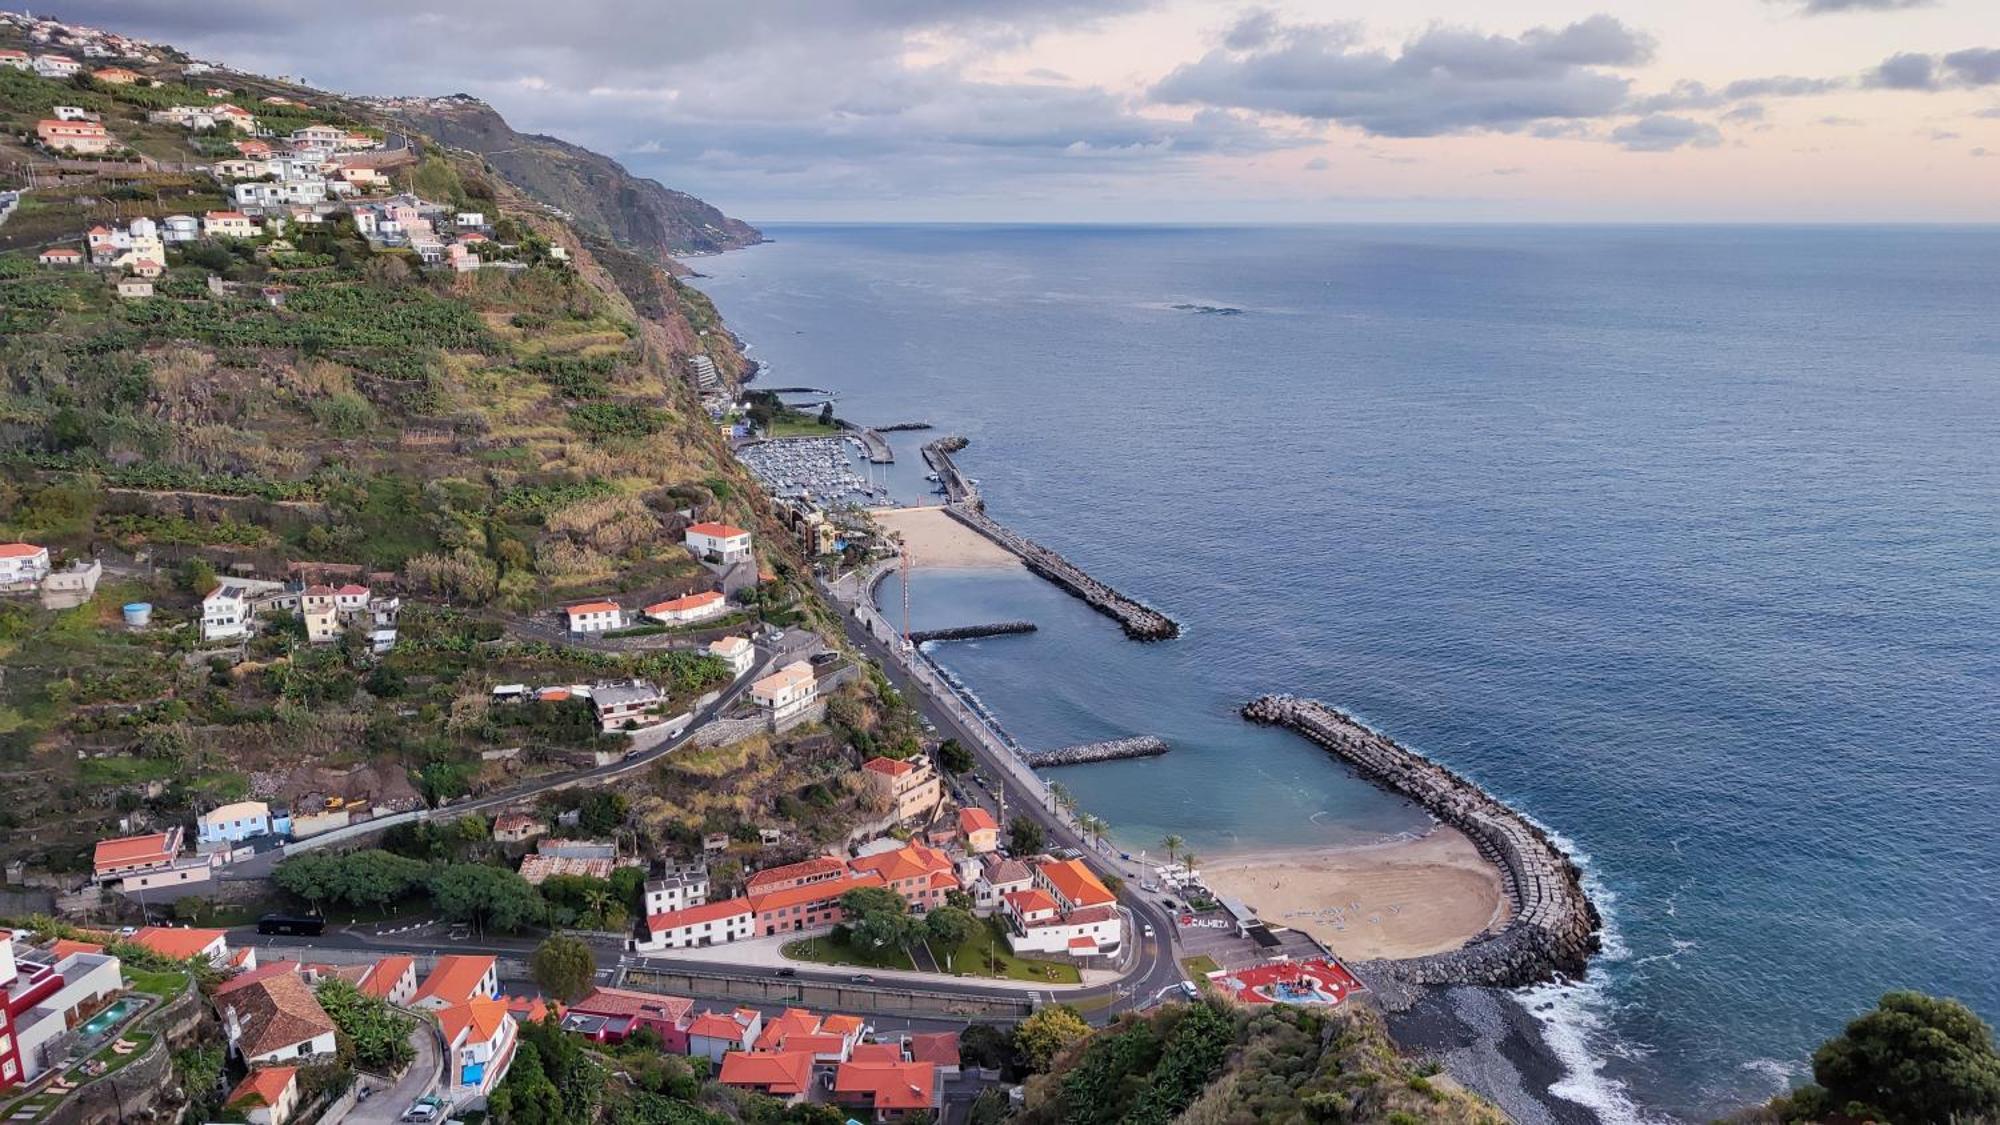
697;225;2000;1120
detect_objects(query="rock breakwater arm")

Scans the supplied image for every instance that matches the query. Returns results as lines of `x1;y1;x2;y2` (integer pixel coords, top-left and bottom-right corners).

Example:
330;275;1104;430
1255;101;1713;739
945;505;1180;641
1242;695;1601;988
1023;735;1169;768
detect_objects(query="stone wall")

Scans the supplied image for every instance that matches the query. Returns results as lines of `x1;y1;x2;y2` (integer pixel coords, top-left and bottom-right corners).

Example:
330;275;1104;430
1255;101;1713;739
1242;695;1601;989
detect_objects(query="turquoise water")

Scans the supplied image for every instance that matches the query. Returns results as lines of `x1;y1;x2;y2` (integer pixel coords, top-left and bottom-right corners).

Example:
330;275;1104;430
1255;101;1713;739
698;224;1999;1120
80;997;141;1037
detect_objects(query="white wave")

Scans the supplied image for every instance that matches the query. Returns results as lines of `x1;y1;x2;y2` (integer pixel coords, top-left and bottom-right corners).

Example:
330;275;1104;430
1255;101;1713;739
1511;820;1669;1125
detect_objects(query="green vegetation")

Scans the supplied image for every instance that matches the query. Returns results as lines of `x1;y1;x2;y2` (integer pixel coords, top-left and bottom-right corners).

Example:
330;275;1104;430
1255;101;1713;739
1761;991;2000;1125
1022;1002;1504;1125
1016;1006;1094;1072
317;978;417;1072
530;936;599;1004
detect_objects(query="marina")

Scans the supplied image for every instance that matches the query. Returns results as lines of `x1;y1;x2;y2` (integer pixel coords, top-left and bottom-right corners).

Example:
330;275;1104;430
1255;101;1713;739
734;435;892;505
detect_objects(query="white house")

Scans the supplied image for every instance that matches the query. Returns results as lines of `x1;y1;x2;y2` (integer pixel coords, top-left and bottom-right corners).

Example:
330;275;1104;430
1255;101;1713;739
0;542;51;588
641;589;727;626
32;54;79;78
642;866;709;916
635;899;754;952
202;210;256;238
161;214;200;242
438;997;517;1107
202;584;251;642
227;1066;300;1125
685;1009;761;1065
234;180;328;208
684;521;752;564
589;680;664;732
198;800;274;846
750;661;817;725
221;972;336;1065
409;955;499;1011
1004;858;1124;958
707;635;756;677
564;601;622;634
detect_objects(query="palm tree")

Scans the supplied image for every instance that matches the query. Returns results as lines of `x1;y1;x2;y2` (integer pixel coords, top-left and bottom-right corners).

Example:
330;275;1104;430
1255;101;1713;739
1180;851;1199;879
580;887;614;929
1160;834;1183;870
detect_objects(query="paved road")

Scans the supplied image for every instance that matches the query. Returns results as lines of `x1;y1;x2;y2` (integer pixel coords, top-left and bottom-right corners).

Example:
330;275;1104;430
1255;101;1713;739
346;1019;440;1125
819;575;1186;1018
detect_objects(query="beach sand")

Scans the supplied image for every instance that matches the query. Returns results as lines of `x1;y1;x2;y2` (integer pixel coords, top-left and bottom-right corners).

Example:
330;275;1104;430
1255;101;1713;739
1200;827;1510;961
871;506;1021;569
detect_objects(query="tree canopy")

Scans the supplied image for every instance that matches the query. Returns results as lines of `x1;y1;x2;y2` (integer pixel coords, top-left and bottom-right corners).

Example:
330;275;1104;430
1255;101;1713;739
1781;991;2000;1125
429;862;545;933
531;936;598;1004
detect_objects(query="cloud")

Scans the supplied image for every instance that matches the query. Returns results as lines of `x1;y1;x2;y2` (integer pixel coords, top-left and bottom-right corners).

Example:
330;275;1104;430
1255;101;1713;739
1152;14;1654;138
1721;103;1767;123
1973;146;1993;157
1868;48;2000;91
1631;74;1846;112
1767;0;1933;12
1611;114;1724;151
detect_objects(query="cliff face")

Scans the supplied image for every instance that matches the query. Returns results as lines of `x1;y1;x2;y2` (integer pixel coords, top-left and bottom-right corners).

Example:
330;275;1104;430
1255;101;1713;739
376;95;762;261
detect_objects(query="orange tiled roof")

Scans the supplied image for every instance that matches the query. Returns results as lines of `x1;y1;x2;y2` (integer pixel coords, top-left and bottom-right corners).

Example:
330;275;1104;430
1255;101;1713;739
227;1066;296;1110
1004;888;1060;915
850;842;953;884
93;832;175;870
834;1060;936;1111
357;955;413;1000
644;590;724;615
862;755;912;777
130;926;223;960
907;1031;959;1066
718;1051;812;1095
747;871;885;914
1039;857;1115;908
744;854;848;891
958;806;997;833
686;1011;747;1039
686;521;748;539
411;954;494;1006
437;996;510;1046
646;897;751;934
849;1041;903;1063
565;600;619;616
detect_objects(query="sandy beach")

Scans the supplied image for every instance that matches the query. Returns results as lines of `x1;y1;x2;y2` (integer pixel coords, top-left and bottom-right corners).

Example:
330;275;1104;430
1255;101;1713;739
870;506;1022;569
1199;827;1510;961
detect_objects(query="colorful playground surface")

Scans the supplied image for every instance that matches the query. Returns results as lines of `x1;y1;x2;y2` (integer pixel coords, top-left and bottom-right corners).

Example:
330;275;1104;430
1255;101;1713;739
1207;957;1365;1006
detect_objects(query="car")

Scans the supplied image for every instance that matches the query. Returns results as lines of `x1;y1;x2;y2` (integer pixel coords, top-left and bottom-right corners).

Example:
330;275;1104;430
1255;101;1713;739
404;1104;438;1122
447;923;471;941
774;967;797;978
849;973;875;984
115;926;137;937
1143;924;1155;938
1178;980;1200;999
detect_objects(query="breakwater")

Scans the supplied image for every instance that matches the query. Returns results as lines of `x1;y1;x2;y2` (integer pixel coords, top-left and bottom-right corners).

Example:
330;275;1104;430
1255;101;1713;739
921;436;978;505
877;421;934;432
946;505;1181;641
909;621;1038;644
1024;735;1169;768
1241;695;1601;988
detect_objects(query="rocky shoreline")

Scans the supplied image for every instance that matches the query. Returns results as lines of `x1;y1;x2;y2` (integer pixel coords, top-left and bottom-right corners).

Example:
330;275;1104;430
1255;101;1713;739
1241;695;1601;990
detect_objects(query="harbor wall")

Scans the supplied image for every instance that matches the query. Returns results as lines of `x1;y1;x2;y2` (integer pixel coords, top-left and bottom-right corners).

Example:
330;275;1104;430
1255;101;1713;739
1241;695;1601;988
909;621;1037;644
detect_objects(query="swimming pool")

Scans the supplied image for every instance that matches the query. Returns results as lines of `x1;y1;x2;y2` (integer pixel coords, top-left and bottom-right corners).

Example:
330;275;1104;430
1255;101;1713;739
78;998;141;1038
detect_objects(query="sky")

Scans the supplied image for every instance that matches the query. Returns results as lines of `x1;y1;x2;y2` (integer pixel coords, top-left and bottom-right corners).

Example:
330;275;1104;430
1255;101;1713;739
45;0;2000;222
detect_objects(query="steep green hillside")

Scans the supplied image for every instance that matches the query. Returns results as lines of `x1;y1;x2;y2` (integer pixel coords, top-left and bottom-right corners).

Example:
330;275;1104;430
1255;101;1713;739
1021;1001;1504;1125
372;95;762;261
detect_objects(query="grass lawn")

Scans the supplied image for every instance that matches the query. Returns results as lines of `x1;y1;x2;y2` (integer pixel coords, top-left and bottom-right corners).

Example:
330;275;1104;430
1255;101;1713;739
1179;955;1221;980
934;920;1081;985
782;931;916;971
64;1029;155;1084
124;968;188;997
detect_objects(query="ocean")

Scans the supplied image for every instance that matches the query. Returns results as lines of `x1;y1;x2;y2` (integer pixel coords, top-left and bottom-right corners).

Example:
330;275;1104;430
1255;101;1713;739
696;224;2000;1121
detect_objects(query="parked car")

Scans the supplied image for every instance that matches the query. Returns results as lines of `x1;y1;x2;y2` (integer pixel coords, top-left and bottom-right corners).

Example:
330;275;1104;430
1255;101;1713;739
1178;980;1200;999
404;1104;438;1122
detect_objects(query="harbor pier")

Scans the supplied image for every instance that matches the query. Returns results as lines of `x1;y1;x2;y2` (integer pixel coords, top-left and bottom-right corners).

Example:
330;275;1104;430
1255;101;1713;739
1023;735;1170;768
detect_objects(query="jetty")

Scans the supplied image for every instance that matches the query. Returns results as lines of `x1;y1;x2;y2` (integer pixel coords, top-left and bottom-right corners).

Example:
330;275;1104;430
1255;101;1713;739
1241;695;1601;988
908;621;1037;644
1023;735;1169;769
948;506;1180;640
876;421;934;432
917;435;1180;640
839;422;894;464
921;436;978;504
